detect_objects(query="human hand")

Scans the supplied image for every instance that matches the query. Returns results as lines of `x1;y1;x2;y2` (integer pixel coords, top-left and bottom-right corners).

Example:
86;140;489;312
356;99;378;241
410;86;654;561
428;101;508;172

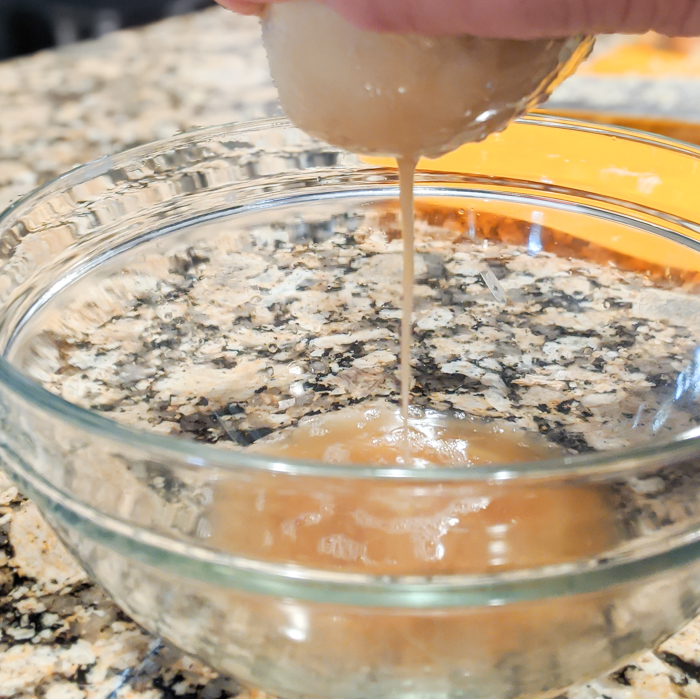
216;0;267;16
214;0;700;38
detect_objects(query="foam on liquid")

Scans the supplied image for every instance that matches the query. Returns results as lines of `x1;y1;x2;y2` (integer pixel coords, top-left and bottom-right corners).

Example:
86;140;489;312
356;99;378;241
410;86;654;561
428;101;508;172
248;403;564;468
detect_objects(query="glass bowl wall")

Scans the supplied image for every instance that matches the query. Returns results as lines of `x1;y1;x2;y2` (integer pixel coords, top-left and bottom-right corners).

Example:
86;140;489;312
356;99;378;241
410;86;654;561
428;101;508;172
1;117;700;699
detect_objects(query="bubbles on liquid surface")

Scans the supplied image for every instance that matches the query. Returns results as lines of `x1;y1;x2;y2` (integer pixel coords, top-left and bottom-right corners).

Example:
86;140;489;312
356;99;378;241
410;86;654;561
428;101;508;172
249;402;565;468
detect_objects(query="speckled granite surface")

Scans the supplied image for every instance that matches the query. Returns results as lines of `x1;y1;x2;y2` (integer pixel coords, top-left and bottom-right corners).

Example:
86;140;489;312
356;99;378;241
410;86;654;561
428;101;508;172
15;204;700;455
0;8;279;698
3;8;700;699
546;36;700;120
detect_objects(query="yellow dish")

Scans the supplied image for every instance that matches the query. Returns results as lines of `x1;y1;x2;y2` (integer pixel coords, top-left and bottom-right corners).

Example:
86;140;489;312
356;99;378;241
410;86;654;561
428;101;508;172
362;119;700;273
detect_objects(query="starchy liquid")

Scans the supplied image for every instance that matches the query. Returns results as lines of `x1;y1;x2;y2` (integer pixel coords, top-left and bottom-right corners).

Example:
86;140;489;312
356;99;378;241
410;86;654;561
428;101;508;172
247;403;563;468
210;403;618;575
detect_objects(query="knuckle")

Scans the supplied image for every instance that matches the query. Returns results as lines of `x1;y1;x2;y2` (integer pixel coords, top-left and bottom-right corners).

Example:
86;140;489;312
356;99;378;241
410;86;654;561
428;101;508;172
665;0;700;35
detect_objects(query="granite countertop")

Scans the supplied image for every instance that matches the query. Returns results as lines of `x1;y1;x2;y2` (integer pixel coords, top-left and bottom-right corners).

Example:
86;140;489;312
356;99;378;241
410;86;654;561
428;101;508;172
3;8;700;699
548;36;700;122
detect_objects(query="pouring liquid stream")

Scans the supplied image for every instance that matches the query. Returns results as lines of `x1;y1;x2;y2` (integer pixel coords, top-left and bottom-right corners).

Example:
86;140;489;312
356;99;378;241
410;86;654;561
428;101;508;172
398;156;417;464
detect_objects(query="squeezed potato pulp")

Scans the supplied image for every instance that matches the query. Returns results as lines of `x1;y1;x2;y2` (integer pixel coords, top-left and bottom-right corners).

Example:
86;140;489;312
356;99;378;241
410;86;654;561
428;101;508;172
262;1;590;158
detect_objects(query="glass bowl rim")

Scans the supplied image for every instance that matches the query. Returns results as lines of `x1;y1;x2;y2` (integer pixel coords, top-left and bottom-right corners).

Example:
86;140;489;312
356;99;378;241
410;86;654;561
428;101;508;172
3;114;700;482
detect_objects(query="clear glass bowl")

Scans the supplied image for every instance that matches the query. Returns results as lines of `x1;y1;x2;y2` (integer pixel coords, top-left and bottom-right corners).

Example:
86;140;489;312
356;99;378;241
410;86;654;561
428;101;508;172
2;116;700;699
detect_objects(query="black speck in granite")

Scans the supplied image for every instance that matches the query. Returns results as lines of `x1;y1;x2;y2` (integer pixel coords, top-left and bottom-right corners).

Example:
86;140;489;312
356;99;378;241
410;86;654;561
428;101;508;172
609;665;635;687
656;652;700;684
543;291;586;313
170;248;209;277
415;356;482;394
604;324;638;350
555;399;577;415
533;418;595;453
235;426;275;445
590;357;607;372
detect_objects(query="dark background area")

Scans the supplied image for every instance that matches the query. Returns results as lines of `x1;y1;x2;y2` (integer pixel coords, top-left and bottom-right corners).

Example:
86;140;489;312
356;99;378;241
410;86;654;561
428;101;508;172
0;0;214;60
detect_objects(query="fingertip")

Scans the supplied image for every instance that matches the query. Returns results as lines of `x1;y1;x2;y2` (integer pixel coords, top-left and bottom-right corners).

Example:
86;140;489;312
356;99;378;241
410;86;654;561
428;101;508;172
215;0;266;16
